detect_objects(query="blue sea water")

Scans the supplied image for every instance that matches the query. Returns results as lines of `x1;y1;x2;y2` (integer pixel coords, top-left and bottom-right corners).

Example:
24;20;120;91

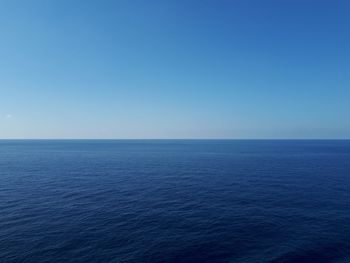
1;140;350;263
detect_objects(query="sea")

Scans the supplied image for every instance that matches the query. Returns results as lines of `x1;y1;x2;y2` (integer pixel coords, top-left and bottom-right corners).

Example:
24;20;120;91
1;140;350;263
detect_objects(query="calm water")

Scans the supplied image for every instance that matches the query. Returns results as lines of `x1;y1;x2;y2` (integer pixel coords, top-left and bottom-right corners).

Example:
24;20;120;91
1;140;350;263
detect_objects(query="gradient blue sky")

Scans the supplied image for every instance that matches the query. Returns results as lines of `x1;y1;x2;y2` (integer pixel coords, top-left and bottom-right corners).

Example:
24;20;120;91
1;0;349;139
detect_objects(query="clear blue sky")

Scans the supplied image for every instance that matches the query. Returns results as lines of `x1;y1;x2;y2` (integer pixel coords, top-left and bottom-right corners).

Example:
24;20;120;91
1;0;349;139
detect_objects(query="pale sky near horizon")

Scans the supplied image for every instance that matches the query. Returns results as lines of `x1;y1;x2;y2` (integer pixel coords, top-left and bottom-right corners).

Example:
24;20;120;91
1;0;350;139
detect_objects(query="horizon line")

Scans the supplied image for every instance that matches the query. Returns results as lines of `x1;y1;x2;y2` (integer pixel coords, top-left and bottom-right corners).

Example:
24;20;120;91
1;138;350;141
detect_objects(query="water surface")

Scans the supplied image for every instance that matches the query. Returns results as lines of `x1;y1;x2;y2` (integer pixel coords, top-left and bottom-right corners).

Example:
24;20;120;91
1;140;350;263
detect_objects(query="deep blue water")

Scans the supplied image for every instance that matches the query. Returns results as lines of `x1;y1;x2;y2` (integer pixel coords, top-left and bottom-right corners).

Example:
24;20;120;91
1;140;350;263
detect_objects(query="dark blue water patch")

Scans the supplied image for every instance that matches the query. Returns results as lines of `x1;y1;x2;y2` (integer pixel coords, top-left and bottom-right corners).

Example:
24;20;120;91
1;140;350;263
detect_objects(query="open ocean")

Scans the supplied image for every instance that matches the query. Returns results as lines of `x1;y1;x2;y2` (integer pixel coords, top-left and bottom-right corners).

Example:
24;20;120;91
1;140;350;263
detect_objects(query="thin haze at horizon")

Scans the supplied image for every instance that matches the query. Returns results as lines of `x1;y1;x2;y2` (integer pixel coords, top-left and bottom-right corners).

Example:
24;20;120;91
1;0;349;139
